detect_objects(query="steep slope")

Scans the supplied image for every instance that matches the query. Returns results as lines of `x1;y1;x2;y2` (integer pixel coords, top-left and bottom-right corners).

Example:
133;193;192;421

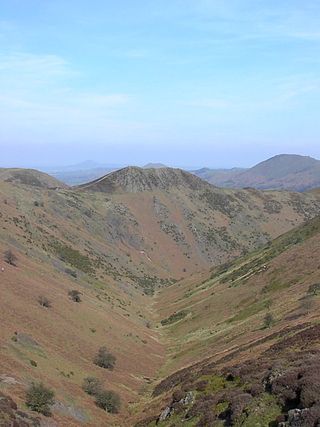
193;154;320;191
138;216;320;426
0;168;68;189
0;184;164;427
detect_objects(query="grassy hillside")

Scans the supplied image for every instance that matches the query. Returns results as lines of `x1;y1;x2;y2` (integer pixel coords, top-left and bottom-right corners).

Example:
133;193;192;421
138;216;320;426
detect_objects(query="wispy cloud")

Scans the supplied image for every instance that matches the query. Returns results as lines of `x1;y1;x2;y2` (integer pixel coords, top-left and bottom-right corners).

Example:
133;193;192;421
0;52;136;143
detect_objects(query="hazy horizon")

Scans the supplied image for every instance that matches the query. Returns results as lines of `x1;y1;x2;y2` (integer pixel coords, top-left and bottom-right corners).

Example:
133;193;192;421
1;1;320;167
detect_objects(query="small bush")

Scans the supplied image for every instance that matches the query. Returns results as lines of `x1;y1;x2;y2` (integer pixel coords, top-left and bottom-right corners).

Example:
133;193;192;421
25;382;55;416
30;360;37;367
38;296;51;308
161;310;188;326
308;283;320;296
95;389;120;413
68;289;82;302
82;377;102;396
94;346;116;370
263;312;274;329
4;249;17;266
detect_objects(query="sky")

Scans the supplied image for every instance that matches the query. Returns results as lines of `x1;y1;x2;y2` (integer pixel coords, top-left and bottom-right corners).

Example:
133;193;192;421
0;0;320;168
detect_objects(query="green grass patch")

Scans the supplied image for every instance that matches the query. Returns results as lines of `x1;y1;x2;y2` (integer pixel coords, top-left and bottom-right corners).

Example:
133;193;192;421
227;299;271;323
234;393;281;427
161;310;188;326
50;240;94;274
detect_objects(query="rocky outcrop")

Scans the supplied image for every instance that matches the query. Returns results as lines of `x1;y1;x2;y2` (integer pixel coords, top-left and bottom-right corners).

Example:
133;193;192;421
0;392;40;426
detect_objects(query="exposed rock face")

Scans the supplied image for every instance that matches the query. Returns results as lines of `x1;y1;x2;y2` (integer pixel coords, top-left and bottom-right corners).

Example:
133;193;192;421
278;407;320;426
156;391;195;424
78;166;212;193
0;392;40;426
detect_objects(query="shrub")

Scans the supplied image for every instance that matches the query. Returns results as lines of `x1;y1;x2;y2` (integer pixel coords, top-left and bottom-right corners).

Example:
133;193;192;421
25;382;55;416
38;296;51;308
95;389;120;413
94;346;116;370
68;289;82;302
161;310;188;326
50;241;93;274
82;377;102;396
4;249;17;266
263;312;274;329
308;283;320;296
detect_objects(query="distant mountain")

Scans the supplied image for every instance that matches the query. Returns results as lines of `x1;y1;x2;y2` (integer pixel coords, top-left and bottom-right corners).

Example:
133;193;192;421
194;167;247;186
51;167;116;186
0;168;67;189
193;154;320;191
143;163;167;169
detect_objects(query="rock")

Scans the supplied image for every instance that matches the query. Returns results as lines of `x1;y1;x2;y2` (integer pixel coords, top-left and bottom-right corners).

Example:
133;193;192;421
179;391;194;406
0;392;40;426
157;406;174;423
14;333;39;348
52;401;87;423
263;367;284;392
0;374;21;385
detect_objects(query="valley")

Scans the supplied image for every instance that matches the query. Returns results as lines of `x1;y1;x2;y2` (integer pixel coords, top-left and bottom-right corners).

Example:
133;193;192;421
0;166;320;426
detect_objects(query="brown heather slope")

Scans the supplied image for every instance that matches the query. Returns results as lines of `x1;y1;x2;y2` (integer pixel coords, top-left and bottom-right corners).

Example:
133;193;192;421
0;169;320;426
137;216;320;426
0;189;166;426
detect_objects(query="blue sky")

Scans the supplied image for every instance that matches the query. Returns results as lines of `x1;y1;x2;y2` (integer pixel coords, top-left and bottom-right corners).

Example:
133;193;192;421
0;0;320;168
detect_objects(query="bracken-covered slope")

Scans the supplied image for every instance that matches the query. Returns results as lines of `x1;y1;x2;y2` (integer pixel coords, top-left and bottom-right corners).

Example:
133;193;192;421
0;168;68;189
137;215;320;426
194;154;320;192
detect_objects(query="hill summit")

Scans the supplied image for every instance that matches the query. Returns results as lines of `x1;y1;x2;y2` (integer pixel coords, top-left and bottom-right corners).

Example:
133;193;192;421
0;168;67;189
78;166;211;193
194;154;320;191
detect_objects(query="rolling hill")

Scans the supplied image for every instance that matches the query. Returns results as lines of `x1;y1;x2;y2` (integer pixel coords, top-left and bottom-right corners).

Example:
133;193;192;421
1;166;320;426
193;154;320;191
0;168;68;189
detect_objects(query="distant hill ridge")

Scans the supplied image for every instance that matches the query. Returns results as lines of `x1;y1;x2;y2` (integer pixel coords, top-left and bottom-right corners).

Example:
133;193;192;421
193;154;320;191
0;168;67;189
77;166;212;193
